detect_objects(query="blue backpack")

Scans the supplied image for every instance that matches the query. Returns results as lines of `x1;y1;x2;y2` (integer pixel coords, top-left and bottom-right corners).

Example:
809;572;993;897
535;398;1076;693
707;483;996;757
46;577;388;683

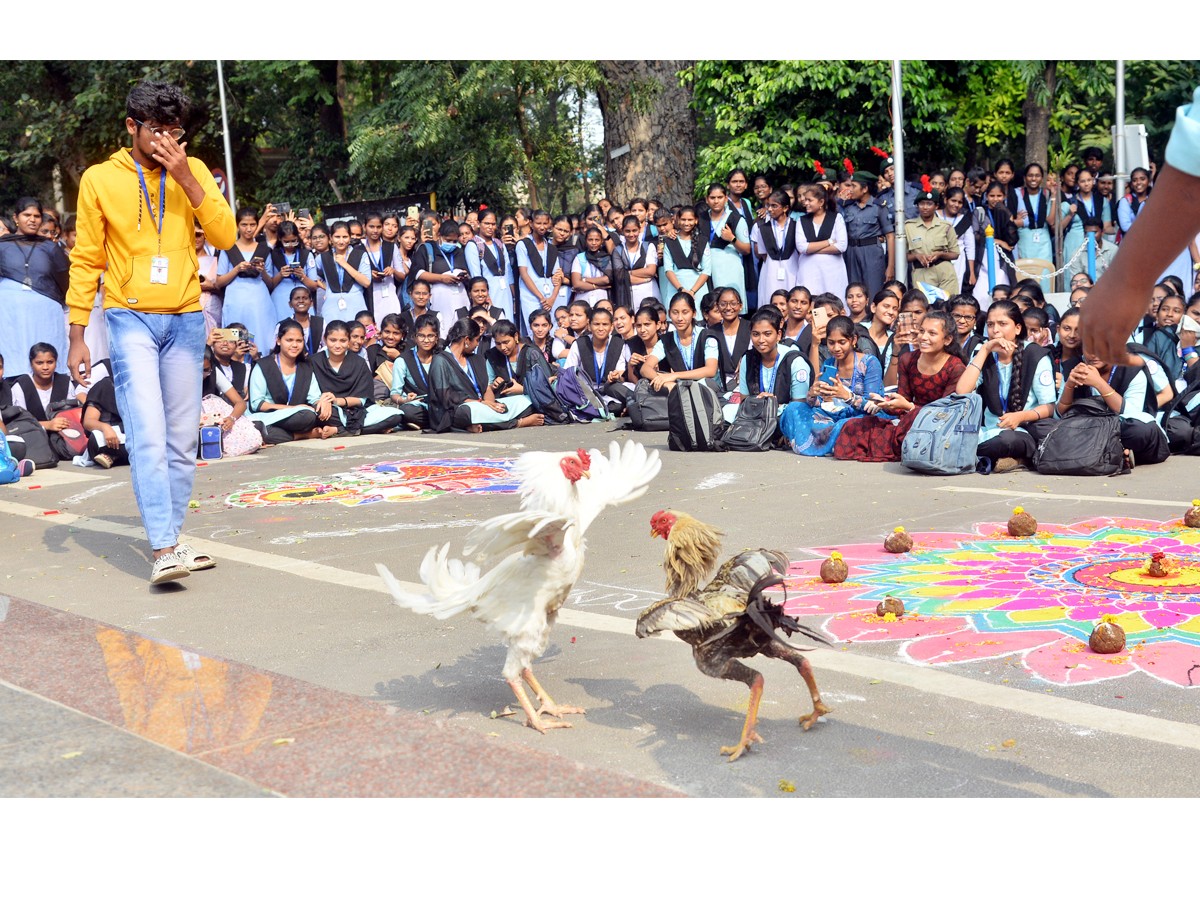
0;432;20;485
900;393;983;475
553;367;611;422
523;361;570;425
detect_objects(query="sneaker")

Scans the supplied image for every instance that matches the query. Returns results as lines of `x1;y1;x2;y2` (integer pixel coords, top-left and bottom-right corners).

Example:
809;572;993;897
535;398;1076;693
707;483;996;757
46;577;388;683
17;459;35;477
93;453;114;469
150;552;190;585
992;457;1024;474
975;456;993;475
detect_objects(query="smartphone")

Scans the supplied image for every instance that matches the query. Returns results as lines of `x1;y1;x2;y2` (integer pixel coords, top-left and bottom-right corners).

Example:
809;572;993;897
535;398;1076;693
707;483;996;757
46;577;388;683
297;208;310;221
214;328;242;342
819;359;838;385
275;202;292;217
407;205;420;221
897;312;914;333
503;224;514;237
812;307;830;330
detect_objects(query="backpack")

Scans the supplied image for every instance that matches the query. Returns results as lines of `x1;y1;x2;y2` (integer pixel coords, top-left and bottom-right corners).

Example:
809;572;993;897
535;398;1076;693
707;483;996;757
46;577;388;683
1033;398;1125;476
1;406;57;468
901;393;983;475
719;395;779;451
553;367;611;422
626;379;670;431
667;379;726;451
524;363;570;425
0;432;19;485
47;401;88;461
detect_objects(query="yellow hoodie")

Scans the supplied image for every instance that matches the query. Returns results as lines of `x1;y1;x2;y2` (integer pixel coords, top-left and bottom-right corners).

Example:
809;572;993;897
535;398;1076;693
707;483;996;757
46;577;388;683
67;148;236;326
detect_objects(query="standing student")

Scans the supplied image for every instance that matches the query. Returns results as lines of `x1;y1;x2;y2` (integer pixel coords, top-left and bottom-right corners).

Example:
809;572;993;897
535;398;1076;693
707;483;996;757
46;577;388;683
725;168;759;298
752;190;800;310
266;220;318;323
570;226;613;308
938;188;976;292
795;183;849;298
955;300;1056;473
551;215;582;308
1118;166;1199;291
0;197;71;376
215;207;276;357
1010;163;1057;281
361;212;403;322
661;207;711;303
973;182;1019;307
195;222;222;333
721;307;812;427
1063;169;1116;281
317;222;372;322
67;81;236;583
515;210;564;329
471;211;515;320
611;215;660;310
699;183;750;310
411;220;471;338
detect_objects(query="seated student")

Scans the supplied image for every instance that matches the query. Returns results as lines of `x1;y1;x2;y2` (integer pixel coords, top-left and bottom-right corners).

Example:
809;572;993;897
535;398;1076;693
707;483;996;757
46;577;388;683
864;290;899;381
1050;307;1082;389
845;281;872;325
782;314;884;456
286;286;324;356
639;291;720;391
956;300;1056;473
467;304;497;357
347;320;370;363
364;313;408;405
1023;306;1052;348
312;320;405;435
571;226;613;309
464;276;506;323
782;286;813;350
354;310;377;342
722;306;812;428
209;323;252;398
625;305;663;384
1164;363;1200;454
248;319;339;443
526;309;562;376
8;343;87;458
950;295;983;360
768;288;789;316
399;279;436;340
834;310;966;462
556;302;588;360
808;293;878;371
711;286;753;391
1145;291;1187;387
200;346;261;458
81;373;127;469
700;291;721;329
990;284;1011;306
562;305;631;414
1069;285;1090;308
611;303;635;347
427;316;541;433
389;312;440;430
484;319;556;421
1056;349;1170;467
1012;279;1060;332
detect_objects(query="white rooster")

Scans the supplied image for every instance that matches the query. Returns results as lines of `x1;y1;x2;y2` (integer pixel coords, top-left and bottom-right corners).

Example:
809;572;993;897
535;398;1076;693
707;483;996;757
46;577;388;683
377;440;661;733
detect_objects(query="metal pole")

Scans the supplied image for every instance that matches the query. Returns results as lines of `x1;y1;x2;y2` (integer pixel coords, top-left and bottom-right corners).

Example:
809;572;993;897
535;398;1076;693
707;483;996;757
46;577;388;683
1115;59;1126;202
891;60;906;274
216;60;236;209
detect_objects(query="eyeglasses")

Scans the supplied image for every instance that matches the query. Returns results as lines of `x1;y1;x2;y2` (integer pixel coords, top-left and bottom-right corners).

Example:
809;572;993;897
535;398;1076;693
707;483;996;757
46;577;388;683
952;313;977;321
718;301;742;310
134;119;186;141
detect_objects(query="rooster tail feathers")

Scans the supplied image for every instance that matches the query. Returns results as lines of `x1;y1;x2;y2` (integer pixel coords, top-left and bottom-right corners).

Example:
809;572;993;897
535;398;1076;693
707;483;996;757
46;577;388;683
744;573;830;650
378;544;481;620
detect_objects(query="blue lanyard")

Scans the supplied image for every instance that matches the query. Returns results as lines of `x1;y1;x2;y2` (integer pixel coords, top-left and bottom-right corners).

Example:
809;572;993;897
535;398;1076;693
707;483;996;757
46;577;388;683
366;242;384;271
679;332;696;370
135;162;166;247
437;246;457;272
460;357;481;396
993;352;1009;412
506;356;515;380
761;358;779;394
593;342;606;385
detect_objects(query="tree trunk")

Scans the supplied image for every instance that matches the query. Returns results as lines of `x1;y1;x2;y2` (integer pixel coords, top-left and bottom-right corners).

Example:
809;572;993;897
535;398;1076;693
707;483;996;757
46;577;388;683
596;61;696;207
1022;61;1057;170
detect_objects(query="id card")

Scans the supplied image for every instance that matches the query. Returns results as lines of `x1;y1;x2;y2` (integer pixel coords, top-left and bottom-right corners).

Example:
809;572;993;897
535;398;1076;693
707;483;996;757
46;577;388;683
338;297;348;311
776;266;785;281
540;280;551;296
150;256;169;284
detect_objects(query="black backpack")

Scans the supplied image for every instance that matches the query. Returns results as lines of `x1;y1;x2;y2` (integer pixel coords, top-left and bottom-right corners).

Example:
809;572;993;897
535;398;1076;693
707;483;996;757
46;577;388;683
626;379;670;431
1033;398;1124;476
719;395;779;451
667;380;726;451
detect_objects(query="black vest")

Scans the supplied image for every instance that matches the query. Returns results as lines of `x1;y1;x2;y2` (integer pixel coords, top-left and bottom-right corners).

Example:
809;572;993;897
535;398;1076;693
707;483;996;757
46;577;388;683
400;348;432;395
13;373;71;421
476;238;507;277
714;321;753;390
979;343;1049;416
255;354;313;407
319;247;366;294
759;219;798;260
701;209;744;250
520;237;558;278
745;347;803;403
1061;356;1155;416
575;337;626;386
659;329;713;374
799;213;836;243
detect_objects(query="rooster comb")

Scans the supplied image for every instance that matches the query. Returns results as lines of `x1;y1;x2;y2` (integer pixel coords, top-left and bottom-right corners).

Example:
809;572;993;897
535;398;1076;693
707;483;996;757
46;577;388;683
576;448;592;469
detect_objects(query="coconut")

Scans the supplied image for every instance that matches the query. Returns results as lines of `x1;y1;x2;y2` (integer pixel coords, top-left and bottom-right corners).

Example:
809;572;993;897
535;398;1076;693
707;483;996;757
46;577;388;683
820;552;848;583
1146;552;1171;578
876;596;905;618
1184;500;1200;528
1007;506;1037;537
883;527;913;554
1089;619;1126;654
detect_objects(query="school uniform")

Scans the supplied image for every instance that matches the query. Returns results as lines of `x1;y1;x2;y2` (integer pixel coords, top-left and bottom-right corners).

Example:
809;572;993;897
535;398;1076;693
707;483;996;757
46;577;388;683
81;374;128;465
904;216;959;297
316;247;371;322
966;344;1056;461
1064;193;1116;280
650;329;719;382
0;234;71;377
841;198;892;297
751;218;800;310
699;208;749;310
247;354;327;443
268;245;314;323
795;213;849;298
410;242;470;339
564;335;632;413
972;204;1018;307
721;346;812;425
389;347;435;429
469;237;514;320
426;350;532;433
311;350;404;435
937;211;976;291
219;242;276;353
570;253;611;308
612;241;660;309
515;237;563;331
362;239;403;322
661;236;712;304
713;320;753;393
1058;357;1170;465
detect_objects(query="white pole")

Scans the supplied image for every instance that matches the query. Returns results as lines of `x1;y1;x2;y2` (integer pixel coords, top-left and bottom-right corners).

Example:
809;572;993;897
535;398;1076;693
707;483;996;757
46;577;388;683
216;60;236;209
1115;59;1126;201
891;60;906;270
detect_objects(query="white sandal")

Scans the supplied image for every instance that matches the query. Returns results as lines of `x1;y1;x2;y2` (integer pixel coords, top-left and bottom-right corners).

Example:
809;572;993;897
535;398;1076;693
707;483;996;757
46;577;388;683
150;552;190;585
174;542;216;572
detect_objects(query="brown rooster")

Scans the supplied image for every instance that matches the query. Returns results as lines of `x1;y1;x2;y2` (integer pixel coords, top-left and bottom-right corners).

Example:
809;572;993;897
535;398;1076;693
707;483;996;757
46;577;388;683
638;510;832;761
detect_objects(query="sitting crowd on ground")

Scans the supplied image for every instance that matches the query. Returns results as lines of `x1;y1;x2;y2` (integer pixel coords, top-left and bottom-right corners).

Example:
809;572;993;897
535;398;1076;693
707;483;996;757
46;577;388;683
3;150;1200;476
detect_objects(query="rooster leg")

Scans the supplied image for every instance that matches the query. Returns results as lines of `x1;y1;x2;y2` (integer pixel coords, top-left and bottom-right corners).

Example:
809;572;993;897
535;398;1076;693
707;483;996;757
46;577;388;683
522;668;586;718
763;644;832;731
699;657;763;762
506;678;571;733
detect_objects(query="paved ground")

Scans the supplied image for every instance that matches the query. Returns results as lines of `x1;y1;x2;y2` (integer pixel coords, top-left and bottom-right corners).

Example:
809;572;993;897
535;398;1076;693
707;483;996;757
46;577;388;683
2;423;1199;797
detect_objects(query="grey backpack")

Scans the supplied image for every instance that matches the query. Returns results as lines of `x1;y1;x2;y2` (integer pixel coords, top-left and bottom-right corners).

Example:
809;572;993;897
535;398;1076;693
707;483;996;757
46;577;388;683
667;379;726;451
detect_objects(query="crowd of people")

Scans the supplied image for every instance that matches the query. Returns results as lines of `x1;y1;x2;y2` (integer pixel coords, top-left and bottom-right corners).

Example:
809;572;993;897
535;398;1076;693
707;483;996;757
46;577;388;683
3;144;1200;480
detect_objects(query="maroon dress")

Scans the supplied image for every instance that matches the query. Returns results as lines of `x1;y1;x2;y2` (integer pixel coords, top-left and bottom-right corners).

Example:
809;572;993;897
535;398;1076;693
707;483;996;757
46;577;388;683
833;351;966;462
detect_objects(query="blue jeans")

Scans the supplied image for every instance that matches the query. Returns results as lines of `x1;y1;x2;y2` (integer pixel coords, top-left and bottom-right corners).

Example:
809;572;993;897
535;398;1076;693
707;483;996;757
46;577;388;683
105;309;206;551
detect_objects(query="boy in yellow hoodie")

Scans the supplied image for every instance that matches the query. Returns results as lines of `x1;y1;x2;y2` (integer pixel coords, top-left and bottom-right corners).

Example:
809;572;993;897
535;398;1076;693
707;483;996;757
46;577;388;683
67;81;236;585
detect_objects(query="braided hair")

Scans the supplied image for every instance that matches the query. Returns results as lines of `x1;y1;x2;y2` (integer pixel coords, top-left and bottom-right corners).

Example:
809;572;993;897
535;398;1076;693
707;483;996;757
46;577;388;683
987;300;1029;413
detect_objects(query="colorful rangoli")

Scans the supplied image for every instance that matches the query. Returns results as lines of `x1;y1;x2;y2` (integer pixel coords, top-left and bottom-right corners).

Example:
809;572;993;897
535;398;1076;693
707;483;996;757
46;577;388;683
783;516;1200;687
225;457;519;508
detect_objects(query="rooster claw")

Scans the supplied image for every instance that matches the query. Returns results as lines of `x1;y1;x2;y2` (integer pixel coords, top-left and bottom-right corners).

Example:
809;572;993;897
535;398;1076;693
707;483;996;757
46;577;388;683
526;715;573;734
799;702;832;731
720;730;763;762
538;703;586;719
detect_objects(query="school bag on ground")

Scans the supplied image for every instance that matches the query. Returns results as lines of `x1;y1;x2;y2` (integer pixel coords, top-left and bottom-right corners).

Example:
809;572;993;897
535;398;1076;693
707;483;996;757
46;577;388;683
553;367;611;422
626;379;670;431
667;379;726;451
900;393;983;475
523;364;570;425
719;395;779;451
0;432;20;485
1033;398;1124;476
1;406;57;468
47;400;88;461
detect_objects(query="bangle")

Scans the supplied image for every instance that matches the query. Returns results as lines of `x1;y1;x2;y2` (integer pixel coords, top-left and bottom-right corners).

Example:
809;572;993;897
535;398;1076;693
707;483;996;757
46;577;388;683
966;361;980;371
1102;390;1116;398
